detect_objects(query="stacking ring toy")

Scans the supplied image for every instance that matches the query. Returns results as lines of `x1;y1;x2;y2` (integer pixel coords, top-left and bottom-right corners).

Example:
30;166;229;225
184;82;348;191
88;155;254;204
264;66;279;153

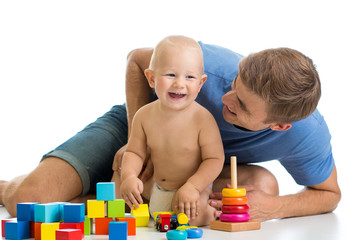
220;213;250;222
186;228;203;238
166;230;188;240
221;205;249;214
222;196;248;206
222;188;246;198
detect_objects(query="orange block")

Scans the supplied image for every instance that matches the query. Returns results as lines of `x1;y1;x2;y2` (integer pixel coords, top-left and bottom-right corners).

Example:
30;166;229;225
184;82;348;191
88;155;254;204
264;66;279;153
95;218;113;235
34;222;41;240
116;217;136;235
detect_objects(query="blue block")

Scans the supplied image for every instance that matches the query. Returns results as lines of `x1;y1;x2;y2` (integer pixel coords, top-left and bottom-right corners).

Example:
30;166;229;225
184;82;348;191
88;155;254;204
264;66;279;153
63;203;85;223
96;182;115;201
54;202;68;222
34;203;61;223
109;221;127;240
5;221;30;240
17;202;40;221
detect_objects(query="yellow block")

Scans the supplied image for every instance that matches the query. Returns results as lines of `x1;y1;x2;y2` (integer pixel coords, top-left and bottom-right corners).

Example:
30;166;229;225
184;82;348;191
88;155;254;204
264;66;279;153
131;204;150;227
41;222;60;240
87;200;105;218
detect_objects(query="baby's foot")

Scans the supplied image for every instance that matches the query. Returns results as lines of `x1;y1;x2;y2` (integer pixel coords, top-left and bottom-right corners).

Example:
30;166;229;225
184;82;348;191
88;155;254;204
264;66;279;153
0;180;9;205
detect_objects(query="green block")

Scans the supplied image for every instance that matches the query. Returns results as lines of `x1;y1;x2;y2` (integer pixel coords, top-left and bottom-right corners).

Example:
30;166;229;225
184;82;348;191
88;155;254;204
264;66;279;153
84;216;91;235
108;199;125;218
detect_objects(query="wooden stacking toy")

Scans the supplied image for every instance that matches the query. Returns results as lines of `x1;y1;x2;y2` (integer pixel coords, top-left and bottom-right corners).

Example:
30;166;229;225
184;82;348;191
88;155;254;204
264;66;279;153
210;156;261;232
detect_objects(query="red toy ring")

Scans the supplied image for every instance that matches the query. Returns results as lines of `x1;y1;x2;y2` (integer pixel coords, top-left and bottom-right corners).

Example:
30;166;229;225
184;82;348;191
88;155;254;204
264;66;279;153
220;213;250;222
221;205;249;214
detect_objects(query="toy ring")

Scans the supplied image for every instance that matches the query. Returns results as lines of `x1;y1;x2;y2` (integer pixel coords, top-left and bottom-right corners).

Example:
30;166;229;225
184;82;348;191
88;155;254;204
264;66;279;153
166;230;188;240
221;205;249;214
222;197;248;206
186;228;203;238
220;213;250;222
222;188;246;198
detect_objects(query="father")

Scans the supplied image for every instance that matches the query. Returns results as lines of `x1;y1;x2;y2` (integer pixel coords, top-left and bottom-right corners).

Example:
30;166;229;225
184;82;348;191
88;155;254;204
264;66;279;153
1;40;341;221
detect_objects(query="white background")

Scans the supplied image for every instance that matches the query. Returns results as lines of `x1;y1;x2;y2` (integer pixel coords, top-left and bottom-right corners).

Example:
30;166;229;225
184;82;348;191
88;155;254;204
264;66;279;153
0;0;360;220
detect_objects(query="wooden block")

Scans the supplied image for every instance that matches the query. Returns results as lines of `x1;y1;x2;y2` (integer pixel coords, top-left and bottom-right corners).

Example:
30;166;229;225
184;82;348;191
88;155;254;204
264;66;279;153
60;222;84;237
34;203;61;223
5;221;30;239
210;220;261;232
94;217;113;235
87;200;105;218
108;199;125;218
56;229;82;240
96;182;116;201
17;202;40;221
83;216;91;235
1;219;15;237
116;217;136;235
131;204;149;227
40;222;60;240
109;221;127;240
34;222;42;240
63;203;85;223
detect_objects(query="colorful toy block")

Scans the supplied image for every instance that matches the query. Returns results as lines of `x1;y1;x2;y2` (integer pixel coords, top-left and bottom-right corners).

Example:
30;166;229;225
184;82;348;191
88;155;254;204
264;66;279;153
54;202;68;222
116;216;136;235
83;216;91;235
34;203;61;223
17;202;40;221
2;219;15;237
94;217;113;235
108;199;125;218
60;222;84;236
56;229;82;240
109;221;127;240
41;222;60;240
96;182;115;201
5;221;30;240
63;203;85;223
131;204;149;227
87;200;105;218
34;222;41;240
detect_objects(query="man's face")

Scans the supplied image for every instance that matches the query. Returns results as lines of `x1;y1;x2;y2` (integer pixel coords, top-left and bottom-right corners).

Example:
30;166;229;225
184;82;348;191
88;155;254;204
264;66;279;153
222;73;270;131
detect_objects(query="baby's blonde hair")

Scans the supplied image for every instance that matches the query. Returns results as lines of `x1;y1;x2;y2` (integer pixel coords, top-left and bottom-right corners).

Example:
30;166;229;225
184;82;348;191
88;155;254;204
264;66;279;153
149;35;204;72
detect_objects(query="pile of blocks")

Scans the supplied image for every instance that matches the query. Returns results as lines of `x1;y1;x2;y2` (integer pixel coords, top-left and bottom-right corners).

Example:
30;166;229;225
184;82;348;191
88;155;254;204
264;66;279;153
1;182;149;239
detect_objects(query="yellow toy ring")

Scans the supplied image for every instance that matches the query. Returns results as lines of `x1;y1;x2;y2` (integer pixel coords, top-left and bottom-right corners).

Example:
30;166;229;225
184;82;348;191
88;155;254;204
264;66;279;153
222;188;246;198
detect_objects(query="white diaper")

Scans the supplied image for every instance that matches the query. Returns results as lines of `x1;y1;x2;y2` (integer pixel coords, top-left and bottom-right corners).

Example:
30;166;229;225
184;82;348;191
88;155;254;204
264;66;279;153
149;183;176;219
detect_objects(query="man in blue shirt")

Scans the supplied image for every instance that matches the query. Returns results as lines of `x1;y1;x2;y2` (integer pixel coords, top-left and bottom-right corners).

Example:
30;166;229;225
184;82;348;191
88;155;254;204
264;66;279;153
1;39;341;222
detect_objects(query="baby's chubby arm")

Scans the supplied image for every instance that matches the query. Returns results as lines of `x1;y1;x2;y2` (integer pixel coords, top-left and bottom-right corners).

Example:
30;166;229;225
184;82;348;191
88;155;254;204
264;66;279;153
119;108;148;209
173;110;225;218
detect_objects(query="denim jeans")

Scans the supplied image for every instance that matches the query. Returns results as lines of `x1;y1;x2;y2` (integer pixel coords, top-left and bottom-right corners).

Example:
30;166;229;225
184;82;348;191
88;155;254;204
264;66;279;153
42;104;128;195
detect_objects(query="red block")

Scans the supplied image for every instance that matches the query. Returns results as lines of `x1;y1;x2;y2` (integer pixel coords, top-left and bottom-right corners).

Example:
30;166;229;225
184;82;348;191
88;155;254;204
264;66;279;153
56;229;82;240
116;217;136;235
94;218;113;235
29;221;35;238
60;222;84;237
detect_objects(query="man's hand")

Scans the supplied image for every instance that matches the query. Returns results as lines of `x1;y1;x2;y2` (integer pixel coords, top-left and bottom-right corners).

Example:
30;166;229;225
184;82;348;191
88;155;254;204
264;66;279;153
172;182;200;220
119;175;144;209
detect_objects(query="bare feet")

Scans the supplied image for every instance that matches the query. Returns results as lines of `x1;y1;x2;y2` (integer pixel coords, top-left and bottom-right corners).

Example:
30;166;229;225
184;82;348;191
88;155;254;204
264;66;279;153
0;180;9;205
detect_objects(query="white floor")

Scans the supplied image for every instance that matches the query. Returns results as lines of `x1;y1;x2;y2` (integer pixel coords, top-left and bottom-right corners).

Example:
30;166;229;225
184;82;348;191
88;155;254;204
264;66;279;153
0;202;357;240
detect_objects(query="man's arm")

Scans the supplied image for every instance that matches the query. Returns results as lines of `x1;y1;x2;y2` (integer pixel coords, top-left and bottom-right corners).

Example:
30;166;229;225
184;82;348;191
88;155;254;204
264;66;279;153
247;165;341;221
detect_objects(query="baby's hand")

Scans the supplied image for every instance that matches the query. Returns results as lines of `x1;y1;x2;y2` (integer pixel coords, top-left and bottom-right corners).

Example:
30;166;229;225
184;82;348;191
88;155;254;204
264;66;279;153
173;182;200;220
119;175;144;209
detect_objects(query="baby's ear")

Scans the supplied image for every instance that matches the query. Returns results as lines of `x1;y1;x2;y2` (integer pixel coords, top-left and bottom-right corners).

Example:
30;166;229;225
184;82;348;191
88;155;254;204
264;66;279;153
144;69;155;88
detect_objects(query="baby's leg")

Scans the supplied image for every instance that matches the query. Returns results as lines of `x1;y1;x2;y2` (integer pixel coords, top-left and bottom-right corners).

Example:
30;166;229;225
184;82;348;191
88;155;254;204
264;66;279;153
188;187;216;227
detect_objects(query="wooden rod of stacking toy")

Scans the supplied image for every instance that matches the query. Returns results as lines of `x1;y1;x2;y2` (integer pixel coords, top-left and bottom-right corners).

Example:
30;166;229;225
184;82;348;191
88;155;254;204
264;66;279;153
231;156;237;189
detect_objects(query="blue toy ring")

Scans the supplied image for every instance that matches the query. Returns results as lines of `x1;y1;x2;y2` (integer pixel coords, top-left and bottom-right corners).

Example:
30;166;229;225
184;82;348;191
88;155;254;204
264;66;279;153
186;228;203;238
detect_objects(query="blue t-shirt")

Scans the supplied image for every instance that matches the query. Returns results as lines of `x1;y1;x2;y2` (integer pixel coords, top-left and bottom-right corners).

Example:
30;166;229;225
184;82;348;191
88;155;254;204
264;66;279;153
196;41;334;186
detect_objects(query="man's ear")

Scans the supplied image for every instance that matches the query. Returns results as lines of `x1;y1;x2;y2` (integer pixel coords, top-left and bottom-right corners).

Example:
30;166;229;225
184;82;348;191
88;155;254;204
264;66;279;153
144;69;155;88
269;123;292;131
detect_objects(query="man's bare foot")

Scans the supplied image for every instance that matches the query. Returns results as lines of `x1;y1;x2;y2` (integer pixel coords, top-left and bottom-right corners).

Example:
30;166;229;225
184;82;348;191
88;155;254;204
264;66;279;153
0;180;9;205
